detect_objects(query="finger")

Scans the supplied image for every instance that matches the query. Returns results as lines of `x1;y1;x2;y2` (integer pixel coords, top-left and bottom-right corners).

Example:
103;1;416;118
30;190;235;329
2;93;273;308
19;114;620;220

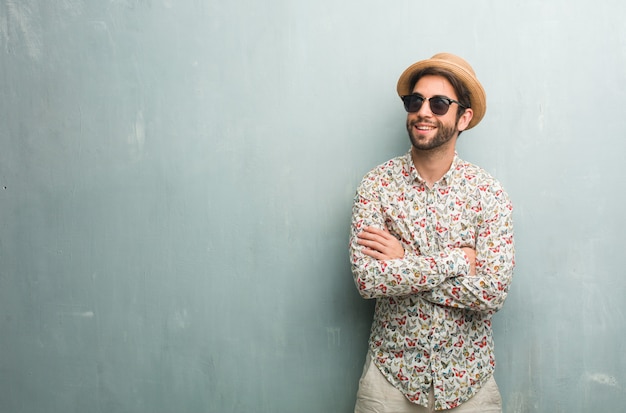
357;238;388;254
363;226;386;234
362;226;394;240
357;231;387;243
361;247;388;260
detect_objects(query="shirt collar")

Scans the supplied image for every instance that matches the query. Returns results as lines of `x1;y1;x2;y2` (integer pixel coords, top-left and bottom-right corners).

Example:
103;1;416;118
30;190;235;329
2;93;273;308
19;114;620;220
403;150;461;187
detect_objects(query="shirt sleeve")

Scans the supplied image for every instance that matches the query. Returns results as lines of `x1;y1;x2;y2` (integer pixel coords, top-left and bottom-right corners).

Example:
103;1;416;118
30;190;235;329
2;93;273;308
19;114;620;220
349;179;471;300
419;185;515;313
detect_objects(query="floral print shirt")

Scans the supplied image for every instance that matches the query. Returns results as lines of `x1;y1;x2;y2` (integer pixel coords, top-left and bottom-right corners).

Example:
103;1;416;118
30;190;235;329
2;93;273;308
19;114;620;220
349;151;515;410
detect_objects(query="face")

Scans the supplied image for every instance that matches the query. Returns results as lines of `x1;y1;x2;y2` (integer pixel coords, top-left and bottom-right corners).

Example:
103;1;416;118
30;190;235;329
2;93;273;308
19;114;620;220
406;75;472;152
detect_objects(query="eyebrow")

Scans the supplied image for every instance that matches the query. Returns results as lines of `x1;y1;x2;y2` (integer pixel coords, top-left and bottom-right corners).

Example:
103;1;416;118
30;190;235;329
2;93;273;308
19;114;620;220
411;92;455;100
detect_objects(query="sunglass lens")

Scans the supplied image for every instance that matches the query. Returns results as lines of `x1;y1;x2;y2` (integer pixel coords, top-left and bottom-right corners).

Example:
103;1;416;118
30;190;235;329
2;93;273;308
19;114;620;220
429;98;450;116
403;95;423;113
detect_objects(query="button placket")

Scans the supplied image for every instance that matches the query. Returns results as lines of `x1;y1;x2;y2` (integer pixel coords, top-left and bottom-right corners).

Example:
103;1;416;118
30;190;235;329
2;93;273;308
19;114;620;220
423;187;437;253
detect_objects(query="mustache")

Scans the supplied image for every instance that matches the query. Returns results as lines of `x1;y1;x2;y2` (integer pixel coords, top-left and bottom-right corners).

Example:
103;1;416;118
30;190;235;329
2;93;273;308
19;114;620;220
407;117;439;128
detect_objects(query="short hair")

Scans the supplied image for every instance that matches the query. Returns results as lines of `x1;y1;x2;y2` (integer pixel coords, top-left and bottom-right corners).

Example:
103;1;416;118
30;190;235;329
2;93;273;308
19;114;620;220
409;67;472;123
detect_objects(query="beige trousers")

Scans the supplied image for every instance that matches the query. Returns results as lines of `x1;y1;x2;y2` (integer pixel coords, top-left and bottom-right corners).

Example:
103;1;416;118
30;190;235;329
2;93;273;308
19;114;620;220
354;353;502;413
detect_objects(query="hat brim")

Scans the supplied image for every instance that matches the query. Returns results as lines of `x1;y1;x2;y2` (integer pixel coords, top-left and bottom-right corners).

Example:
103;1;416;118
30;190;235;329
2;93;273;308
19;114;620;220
396;58;486;130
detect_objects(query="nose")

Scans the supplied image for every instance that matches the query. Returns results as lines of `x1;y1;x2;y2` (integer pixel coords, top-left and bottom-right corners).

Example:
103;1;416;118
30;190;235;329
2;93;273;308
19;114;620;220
415;98;433;117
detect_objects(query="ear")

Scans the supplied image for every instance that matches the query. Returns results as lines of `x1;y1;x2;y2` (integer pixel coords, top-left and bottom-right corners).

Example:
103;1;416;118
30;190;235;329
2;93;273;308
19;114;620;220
457;108;474;132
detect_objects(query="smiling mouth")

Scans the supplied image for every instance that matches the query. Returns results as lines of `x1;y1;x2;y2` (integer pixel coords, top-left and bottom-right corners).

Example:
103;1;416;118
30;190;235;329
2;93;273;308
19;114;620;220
415;124;436;131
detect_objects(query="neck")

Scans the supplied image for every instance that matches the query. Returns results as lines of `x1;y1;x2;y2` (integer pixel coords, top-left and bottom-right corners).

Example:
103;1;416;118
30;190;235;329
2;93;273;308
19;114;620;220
410;143;456;188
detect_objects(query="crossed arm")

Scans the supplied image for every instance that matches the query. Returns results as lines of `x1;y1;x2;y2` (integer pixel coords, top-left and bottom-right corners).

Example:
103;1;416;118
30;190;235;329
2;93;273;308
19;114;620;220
349;189;514;312
356;226;477;276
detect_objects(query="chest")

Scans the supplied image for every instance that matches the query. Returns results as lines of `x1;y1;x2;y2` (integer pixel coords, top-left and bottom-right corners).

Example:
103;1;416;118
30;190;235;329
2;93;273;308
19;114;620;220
380;184;483;252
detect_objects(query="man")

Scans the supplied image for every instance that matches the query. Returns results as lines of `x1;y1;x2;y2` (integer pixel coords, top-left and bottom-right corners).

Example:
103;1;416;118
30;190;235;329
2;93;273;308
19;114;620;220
349;53;515;412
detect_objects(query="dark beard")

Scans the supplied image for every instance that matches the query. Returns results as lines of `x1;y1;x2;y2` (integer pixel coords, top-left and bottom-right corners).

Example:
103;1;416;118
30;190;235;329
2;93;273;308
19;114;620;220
407;117;457;151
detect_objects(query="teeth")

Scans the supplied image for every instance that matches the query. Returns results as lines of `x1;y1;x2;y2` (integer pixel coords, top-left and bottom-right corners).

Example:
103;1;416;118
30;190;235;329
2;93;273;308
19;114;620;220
417;125;435;130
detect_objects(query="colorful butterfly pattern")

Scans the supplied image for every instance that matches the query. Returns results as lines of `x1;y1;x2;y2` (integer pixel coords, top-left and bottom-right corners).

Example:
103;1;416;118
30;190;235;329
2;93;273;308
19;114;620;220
350;151;515;410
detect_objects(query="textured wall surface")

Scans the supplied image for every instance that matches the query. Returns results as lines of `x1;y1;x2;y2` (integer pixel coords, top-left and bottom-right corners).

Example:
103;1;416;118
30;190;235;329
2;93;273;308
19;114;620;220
1;1;624;412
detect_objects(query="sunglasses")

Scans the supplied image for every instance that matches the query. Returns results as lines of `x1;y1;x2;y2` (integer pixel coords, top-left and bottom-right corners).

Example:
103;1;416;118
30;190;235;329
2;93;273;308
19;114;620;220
401;94;468;116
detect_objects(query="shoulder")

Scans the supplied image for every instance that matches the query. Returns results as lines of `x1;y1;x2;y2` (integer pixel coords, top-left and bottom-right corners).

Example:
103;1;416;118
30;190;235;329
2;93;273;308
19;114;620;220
355;154;411;199
360;154;410;184
455;159;512;205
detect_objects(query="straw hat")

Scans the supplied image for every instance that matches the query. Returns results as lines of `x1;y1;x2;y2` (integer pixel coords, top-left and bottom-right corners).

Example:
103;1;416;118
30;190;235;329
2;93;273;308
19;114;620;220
396;53;486;130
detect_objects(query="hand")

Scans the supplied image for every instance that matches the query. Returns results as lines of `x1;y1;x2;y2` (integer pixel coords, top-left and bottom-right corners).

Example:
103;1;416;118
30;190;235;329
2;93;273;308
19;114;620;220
460;247;476;276
357;226;405;260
